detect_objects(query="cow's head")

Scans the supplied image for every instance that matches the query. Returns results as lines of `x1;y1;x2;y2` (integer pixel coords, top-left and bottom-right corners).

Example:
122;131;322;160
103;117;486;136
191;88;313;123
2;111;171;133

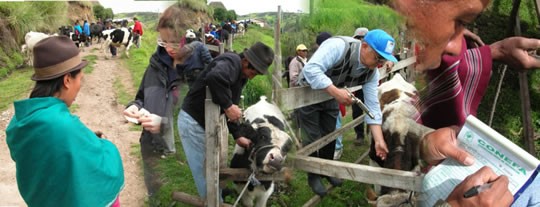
58;26;72;36
235;97;293;174
101;29;114;41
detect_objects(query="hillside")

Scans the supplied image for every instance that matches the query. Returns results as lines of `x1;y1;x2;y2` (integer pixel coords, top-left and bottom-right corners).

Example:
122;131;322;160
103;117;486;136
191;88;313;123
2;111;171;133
0;1;96;78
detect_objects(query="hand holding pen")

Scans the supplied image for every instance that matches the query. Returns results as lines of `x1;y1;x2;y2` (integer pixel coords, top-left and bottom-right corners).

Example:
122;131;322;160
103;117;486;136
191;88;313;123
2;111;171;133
446;166;513;207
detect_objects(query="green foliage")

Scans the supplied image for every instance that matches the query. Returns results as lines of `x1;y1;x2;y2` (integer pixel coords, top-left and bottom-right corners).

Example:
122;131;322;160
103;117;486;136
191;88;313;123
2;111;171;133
0;2;68;42
177;0;210;13
104;8;114;20
213;7;237;22
83;55;97;74
93;4;114;21
0;49;25;79
0;67;33;111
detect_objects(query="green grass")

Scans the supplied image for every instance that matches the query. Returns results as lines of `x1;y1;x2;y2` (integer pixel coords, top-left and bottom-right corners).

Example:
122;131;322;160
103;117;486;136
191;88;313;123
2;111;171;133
83;55;97;74
0;67;33;111
69;103;80;113
113;77;133;106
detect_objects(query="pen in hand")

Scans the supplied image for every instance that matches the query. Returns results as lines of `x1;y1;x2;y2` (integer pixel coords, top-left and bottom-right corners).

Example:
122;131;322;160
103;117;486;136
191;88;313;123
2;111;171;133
463;183;493;198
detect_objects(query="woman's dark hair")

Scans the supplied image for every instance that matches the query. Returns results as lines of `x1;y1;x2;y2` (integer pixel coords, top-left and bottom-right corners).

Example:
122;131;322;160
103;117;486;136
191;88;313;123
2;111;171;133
29;69;82;98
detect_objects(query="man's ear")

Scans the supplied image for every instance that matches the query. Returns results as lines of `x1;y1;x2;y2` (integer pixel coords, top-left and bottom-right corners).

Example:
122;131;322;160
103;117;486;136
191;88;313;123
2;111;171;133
361;42;369;49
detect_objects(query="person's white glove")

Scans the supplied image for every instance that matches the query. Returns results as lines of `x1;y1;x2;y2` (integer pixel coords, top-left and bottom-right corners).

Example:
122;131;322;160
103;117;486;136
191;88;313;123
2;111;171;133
124;105;139;117
124;106;150;124
139;113;162;134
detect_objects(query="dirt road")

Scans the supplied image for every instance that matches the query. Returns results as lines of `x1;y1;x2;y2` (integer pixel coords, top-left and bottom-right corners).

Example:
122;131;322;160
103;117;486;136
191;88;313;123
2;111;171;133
0;45;146;206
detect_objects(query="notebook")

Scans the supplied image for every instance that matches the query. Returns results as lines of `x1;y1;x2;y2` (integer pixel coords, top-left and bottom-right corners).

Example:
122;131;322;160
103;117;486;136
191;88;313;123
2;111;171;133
420;115;540;206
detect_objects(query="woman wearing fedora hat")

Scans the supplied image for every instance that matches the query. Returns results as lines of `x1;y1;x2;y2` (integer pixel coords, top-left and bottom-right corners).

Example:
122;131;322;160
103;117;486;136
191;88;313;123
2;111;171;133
5;36;124;206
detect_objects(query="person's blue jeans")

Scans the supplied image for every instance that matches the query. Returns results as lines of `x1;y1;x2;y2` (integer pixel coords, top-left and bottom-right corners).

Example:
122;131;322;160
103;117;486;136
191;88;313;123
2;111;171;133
177;110;207;198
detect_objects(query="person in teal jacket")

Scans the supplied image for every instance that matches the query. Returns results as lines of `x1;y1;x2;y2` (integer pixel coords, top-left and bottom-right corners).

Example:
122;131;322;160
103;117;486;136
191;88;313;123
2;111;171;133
5;36;124;207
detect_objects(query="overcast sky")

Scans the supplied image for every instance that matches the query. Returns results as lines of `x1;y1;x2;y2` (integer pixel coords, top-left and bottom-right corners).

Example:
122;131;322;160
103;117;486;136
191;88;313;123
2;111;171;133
97;0;308;15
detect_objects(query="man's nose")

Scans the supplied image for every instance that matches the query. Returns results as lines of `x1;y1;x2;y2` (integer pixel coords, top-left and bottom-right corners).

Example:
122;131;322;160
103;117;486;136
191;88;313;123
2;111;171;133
443;30;464;56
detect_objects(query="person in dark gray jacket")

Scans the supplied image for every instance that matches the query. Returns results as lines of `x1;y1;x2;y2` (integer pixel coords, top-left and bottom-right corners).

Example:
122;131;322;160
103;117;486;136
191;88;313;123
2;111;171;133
122;4;187;198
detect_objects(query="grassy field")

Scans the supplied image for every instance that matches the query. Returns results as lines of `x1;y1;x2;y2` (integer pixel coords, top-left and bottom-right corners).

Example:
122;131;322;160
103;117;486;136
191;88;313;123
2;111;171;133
0;67;33;111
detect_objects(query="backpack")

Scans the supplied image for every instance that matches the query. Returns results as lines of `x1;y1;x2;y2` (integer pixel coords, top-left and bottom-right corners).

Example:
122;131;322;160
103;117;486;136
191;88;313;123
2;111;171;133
283;56;305;87
282;55;295;78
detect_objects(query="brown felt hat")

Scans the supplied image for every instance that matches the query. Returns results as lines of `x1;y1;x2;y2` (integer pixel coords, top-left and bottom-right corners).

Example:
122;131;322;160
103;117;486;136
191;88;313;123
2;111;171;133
244;42;274;75
31;36;87;81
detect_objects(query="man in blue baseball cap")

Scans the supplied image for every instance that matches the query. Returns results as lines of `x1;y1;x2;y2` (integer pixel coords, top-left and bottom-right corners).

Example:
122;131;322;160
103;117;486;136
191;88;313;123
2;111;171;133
295;29;397;197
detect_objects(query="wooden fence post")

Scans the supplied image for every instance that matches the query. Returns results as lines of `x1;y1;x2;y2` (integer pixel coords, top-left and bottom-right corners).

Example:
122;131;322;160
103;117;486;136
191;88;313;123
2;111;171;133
508;1;536;155
273;5;283;103
205;87;220;207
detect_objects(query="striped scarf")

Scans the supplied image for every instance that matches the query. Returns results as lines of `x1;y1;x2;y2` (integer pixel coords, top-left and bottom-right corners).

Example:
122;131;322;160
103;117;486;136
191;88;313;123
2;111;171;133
416;38;492;129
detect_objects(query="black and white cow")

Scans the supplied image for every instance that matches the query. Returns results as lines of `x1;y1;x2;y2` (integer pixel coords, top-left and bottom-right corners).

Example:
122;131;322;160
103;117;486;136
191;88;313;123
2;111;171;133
58;25;85;49
101;28;134;58
230;96;293;207
367;74;433;207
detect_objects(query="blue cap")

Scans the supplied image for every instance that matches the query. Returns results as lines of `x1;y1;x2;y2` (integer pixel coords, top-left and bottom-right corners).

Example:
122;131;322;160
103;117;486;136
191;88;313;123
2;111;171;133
364;29;398;62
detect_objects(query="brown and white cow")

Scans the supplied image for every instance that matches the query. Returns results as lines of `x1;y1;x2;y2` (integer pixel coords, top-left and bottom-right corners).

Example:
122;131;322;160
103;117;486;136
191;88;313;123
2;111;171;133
231;96;293;207
368;74;433;206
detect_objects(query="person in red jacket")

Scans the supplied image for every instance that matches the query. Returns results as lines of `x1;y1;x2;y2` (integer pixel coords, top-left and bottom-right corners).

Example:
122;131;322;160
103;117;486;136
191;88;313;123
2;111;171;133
132;17;144;48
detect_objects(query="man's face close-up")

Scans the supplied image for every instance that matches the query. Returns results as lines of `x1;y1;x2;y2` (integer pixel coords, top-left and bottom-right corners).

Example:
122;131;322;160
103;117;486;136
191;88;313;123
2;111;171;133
391;0;490;71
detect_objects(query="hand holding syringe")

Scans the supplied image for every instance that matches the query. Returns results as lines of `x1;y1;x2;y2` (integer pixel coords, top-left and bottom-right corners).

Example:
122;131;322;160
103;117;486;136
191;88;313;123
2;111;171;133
344;87;375;119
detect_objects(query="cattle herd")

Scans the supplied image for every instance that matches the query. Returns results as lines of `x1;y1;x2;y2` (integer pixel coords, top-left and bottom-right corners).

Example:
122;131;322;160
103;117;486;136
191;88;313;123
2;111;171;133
21;24;137;65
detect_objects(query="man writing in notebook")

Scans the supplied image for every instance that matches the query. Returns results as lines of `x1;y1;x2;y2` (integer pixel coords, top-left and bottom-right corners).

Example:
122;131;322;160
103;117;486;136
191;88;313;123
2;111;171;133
391;0;540;206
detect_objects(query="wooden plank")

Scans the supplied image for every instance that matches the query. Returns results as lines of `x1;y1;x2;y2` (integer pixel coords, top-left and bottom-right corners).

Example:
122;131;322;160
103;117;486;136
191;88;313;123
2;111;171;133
219;114;228;168
380;56;417;80
207;44;220;53
273;6;283;95
277;84;363;111
219;43;224;55
297;115;365;156
535;0;540;24
302;151;370;207
518;72;535;154
227;38;232;51
290;155;424;192
219;168;286;181
205;88;220;207
302;184;335;207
